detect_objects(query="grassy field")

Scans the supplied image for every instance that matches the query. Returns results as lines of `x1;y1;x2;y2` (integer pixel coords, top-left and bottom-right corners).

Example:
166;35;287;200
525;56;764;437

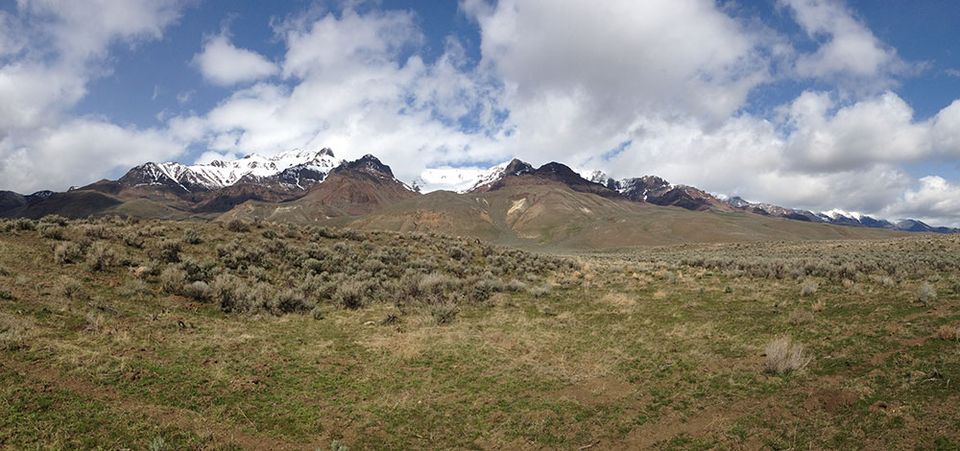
1;217;959;449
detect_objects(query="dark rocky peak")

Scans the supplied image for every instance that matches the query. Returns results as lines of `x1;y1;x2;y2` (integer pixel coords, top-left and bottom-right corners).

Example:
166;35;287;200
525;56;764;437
334;154;396;178
503;159;534;176
532;162;608;189
317;147;335;158
726;196;751;208
27;190;55;201
533;162;581;178
636;175;671;191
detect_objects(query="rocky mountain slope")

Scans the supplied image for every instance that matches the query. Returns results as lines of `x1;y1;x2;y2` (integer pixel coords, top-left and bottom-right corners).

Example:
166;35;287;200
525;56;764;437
0;150;955;239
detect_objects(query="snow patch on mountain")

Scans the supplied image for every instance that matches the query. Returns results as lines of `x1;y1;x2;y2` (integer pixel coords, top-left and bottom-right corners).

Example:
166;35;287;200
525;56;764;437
821;208;864;221
414;161;512;193
130;148;341;191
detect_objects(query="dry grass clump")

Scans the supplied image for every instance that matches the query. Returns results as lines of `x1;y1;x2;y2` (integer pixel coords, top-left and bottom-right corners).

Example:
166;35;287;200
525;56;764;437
764;336;811;375
788;309;815;325
0;315;32;351
527;284;552;298
60;277;84;300
937;324;960;341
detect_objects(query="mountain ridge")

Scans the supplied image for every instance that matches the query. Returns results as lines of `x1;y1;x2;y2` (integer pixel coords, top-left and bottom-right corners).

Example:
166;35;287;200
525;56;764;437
0;150;955;234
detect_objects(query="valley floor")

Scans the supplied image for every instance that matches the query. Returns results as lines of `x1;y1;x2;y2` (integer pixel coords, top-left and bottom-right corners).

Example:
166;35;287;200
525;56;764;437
1;218;959;449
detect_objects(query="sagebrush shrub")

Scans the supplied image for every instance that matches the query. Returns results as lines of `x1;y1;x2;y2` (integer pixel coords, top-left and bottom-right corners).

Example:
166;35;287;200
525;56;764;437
38;224;65;240
225;218;250;233
335;281;367;309
917;282;937;306
159;267;187;295
85;242;119;272
12;218;35;231
471;278;503;303
181;281;212;302
39;215;68;226
418;272;457;296
212;274;244;312
122;232;145;249
274;288;311;314
53;242;85;264
184;229;203;245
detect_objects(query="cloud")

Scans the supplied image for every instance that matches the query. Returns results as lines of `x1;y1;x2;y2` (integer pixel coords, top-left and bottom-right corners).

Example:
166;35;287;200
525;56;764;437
782;91;931;171
931;99;960;156
0;0;190;192
0;119;181;193
17;0;188;64
3;0;960;227
159;1;960;226
780;0;907;88
883;176;960;227
465;0;775;124
169;7;499;182
193;34;278;86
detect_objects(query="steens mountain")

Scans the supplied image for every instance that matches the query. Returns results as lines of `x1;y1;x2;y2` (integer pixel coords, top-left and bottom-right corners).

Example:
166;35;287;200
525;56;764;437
0;150;955;248
117;148;340;193
0;150;415;219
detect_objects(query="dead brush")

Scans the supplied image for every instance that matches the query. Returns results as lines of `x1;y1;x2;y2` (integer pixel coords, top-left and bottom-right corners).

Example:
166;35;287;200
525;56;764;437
788;309;815;325
764;336;811;375
937;324;960;341
799;279;818;297
430;302;459;325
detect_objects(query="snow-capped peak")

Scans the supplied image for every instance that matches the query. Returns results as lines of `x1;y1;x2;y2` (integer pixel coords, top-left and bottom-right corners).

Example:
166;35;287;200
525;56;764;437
128;148;341;191
820;208;863;221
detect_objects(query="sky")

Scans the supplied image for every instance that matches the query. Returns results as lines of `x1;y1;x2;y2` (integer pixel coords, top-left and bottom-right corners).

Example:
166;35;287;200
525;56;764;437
1;0;960;226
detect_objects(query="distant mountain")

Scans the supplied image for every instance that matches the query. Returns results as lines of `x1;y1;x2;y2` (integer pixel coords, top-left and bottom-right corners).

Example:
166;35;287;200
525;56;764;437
721;196;959;233
220;154;419;221
117;148;340;193
467;159;618;198
592;174;728;211
1;150;417;218
1;150;956;235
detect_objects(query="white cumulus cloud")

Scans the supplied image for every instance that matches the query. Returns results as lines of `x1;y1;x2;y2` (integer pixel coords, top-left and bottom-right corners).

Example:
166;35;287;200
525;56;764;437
193;34;279;86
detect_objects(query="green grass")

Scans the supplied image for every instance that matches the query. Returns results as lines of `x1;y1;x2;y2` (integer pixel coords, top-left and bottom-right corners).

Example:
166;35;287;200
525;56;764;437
0;217;959;448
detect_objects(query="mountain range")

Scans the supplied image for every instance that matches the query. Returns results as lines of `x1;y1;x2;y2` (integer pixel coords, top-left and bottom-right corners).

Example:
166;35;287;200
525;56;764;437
0;148;954;248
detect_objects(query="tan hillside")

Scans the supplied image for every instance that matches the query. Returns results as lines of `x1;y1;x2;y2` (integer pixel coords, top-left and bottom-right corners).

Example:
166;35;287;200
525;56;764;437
345;179;901;249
